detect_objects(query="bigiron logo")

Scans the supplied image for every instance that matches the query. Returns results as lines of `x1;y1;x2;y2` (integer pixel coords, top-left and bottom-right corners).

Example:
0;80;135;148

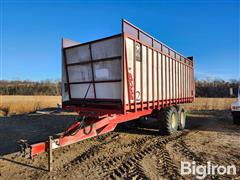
181;161;236;179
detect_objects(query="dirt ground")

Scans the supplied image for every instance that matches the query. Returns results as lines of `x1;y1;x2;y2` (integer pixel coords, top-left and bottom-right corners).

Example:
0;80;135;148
0;110;239;179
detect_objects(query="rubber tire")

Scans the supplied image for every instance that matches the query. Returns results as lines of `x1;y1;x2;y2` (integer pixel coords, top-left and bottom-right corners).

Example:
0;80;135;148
232;112;240;125
158;106;179;135
175;105;186;130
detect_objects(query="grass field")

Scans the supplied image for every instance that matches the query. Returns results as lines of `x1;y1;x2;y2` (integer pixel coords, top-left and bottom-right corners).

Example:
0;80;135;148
184;97;235;111
0;95;61;116
0;95;235;116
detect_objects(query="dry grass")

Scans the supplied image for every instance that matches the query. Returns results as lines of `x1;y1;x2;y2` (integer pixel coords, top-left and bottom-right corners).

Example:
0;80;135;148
0;95;61;116
0;96;236;116
185;98;235;111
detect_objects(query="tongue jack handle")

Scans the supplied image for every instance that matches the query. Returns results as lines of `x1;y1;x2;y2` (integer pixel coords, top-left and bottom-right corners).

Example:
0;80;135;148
19;139;30;158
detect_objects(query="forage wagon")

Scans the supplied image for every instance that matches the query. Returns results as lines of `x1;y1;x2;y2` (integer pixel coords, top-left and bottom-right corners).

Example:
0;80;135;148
20;19;195;171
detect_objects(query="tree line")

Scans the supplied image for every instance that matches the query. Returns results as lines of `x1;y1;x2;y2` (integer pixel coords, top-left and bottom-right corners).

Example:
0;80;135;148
0;80;61;96
195;79;239;98
0;79;239;97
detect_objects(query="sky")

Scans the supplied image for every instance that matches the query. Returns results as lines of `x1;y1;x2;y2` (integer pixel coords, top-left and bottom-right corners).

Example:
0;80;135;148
1;0;239;81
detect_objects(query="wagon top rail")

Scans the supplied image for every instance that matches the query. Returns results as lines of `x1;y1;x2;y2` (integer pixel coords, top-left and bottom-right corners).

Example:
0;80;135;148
63;19;192;63
122;19;191;62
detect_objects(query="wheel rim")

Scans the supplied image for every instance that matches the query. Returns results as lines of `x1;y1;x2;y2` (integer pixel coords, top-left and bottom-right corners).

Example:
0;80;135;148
180;111;185;127
171;113;177;129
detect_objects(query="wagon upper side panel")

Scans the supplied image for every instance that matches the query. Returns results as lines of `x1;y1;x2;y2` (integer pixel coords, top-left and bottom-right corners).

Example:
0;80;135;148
122;20;195;112
62;35;123;103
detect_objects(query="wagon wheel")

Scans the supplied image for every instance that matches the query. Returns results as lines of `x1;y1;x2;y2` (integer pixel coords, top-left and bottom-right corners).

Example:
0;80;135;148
157;106;179;135
175;105;186;130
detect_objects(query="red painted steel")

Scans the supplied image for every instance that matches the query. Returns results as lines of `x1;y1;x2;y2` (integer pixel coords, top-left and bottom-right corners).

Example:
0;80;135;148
157;53;160;109
140;43;143;111
64;106;122;117
133;40;137;112
152;48;155;109
126;35;193;69
146;48;149;109
175;54;177;104
178;61;180;103
31;142;46;158
123;33;126;114
28;108;155;158
171;55;174;105
192;57;195;99
168;50;171;106
124;33;194;108
161;53;164;107
25;20;194;158
165;54;168;106
124;37;132;110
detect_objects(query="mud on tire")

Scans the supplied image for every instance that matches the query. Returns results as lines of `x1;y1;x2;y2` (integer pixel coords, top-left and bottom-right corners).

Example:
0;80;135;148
158;106;179;135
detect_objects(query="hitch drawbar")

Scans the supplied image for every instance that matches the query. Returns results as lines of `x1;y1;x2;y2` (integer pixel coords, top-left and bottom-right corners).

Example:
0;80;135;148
18;114;119;171
19;136;54;171
19;139;31;158
17;109;153;171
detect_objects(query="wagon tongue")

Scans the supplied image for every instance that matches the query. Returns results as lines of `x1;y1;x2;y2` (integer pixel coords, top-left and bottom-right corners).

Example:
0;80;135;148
63;116;85;136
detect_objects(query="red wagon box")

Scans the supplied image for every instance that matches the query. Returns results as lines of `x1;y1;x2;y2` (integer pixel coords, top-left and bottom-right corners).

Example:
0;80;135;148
62;19;194;116
20;20;195;170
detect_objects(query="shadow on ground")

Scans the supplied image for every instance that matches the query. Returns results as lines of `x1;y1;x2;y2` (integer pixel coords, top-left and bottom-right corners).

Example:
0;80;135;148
0;110;239;156
0;113;76;156
117;110;240;135
0;157;47;171
185;110;240;133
